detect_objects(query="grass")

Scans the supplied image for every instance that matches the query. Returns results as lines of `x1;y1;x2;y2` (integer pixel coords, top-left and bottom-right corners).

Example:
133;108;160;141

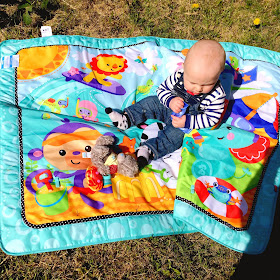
1;0;280;52
0;234;241;279
0;0;279;279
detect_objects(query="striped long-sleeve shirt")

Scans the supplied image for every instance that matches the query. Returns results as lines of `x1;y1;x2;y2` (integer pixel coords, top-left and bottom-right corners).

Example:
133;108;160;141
156;69;226;130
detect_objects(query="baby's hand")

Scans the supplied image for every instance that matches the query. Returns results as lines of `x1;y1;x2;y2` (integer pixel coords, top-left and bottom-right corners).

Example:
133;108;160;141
171;114;186;128
169;97;184;113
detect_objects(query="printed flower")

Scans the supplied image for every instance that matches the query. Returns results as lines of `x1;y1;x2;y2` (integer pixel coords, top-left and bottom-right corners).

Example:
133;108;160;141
192;3;200;9
253;18;261;27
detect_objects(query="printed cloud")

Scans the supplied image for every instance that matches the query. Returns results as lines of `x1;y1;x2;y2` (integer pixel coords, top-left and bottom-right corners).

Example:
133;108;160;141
72;50;95;64
125;47;163;76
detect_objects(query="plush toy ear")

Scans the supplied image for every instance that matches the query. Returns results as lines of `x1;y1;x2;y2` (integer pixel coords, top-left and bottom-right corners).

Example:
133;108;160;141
95;135;115;146
28;148;44;161
117;153;125;163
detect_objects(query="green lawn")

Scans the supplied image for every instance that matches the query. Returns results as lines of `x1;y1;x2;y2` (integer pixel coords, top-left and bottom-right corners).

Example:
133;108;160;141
0;0;279;279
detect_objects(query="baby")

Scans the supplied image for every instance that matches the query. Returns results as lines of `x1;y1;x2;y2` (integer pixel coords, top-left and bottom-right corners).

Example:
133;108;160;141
105;40;226;169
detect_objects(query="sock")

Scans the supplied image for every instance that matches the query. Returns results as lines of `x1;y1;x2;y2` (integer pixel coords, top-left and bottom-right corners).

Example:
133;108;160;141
136;145;152;170
105;107;131;130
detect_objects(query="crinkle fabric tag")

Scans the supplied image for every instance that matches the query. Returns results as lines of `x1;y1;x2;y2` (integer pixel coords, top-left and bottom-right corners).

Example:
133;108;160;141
0;55;19;69
40;26;52;37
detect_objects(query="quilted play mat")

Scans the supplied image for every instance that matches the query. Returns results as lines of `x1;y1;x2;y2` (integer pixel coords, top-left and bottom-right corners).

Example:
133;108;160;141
0;36;279;255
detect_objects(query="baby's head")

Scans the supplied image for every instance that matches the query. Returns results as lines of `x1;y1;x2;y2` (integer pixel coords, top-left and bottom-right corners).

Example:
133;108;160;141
183;39;226;95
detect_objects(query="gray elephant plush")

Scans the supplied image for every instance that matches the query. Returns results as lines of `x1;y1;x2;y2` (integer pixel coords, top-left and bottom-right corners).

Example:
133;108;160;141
90;135;139;178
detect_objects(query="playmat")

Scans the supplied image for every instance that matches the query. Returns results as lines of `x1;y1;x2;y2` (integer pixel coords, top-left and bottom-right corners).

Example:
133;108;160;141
0;36;279;255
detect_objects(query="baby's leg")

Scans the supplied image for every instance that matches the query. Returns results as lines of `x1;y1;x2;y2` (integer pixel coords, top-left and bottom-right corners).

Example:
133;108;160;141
125;96;172;125
106;96;172;130
142;123;185;161
136;123;184;170
136;145;153;170
105;108;131;130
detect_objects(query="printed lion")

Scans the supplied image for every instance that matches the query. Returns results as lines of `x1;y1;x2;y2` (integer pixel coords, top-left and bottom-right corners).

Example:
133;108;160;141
83;54;128;86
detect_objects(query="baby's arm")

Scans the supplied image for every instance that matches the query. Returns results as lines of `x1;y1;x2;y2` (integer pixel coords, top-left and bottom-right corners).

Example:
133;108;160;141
171;114;186;128
156;70;182;109
169;97;184;113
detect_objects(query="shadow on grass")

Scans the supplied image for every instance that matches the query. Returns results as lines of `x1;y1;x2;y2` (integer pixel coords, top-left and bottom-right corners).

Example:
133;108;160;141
0;0;61;29
0;10;11;28
0;1;22;29
0;0;21;4
231;193;280;279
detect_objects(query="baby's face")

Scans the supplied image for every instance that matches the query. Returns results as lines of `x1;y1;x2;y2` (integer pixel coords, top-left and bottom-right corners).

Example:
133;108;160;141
183;71;218;95
183;62;220;95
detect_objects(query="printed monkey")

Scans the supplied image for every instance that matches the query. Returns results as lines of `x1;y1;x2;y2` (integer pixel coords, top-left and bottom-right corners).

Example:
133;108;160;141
27;119;112;209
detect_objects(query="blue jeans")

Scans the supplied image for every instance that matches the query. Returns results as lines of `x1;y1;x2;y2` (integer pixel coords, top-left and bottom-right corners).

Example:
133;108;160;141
125;96;185;160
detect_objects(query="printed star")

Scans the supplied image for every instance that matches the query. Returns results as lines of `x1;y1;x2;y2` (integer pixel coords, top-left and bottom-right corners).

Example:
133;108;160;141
242;74;251;82
231;197;242;205
119;136;136;153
